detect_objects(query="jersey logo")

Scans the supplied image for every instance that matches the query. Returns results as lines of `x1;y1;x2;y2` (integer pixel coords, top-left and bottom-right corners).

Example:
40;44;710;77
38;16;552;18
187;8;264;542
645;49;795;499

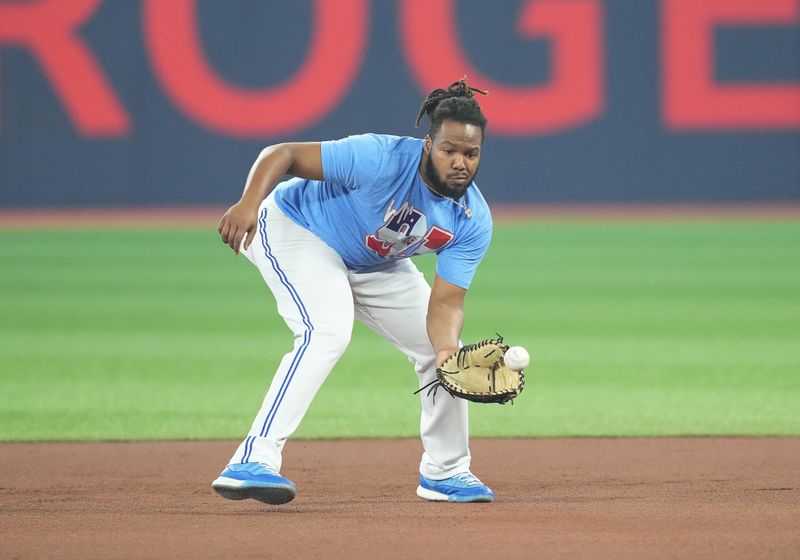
365;201;454;259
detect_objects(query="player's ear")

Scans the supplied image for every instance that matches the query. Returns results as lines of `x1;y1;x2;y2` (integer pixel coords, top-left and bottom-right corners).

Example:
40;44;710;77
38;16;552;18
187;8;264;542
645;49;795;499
423;135;432;154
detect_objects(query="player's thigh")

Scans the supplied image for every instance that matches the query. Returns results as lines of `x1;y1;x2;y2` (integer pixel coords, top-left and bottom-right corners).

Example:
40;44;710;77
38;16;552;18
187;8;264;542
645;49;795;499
350;259;432;360
245;201;354;338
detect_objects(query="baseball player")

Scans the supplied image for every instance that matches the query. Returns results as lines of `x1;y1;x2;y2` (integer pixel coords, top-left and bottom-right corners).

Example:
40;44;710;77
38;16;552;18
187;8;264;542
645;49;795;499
212;78;495;504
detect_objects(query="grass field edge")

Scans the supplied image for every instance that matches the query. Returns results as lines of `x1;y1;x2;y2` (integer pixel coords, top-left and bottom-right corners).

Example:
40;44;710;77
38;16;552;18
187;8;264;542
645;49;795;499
2;202;800;229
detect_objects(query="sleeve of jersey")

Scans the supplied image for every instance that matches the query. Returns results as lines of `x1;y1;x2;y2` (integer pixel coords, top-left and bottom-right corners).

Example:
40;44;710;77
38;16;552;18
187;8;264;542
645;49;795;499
320;134;385;190
435;218;493;290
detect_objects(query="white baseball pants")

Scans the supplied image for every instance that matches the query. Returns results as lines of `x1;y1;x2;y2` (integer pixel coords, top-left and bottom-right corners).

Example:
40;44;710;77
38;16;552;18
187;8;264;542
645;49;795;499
227;195;471;480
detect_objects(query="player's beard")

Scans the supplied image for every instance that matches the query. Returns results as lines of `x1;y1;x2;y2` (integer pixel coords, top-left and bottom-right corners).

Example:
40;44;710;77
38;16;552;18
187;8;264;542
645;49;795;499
423;156;479;200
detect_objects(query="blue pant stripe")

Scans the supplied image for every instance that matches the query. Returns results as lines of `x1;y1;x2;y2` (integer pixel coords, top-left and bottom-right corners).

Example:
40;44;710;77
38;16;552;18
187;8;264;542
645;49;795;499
243;208;314;462
260;208;313;330
240;436;254;463
262;329;311;437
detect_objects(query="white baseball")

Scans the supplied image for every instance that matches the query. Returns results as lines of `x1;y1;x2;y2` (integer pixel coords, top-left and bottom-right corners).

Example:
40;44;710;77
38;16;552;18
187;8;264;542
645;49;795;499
504;346;530;371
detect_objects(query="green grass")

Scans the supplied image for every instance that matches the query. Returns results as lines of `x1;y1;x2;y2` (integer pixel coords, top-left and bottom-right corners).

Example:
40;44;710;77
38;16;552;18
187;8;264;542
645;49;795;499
1;221;799;441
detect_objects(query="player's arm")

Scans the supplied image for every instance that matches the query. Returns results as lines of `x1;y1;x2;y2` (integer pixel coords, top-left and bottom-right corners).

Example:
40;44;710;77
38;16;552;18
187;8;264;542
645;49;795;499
218;142;324;254
427;274;467;367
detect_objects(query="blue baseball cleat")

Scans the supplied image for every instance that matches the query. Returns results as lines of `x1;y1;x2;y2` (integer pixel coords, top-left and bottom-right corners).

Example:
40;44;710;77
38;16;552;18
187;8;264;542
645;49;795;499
416;472;494;503
212;463;297;505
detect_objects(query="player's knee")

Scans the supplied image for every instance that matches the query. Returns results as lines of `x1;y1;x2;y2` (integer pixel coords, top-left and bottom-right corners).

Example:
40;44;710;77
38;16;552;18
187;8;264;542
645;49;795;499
313;329;352;358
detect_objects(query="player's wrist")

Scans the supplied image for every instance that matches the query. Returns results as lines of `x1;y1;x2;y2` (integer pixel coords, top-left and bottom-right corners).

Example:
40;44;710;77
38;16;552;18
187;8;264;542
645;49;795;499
237;193;263;210
435;348;459;368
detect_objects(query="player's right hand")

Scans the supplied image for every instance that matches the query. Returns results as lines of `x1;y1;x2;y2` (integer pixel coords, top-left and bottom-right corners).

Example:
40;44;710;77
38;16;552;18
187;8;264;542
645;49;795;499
218;200;259;254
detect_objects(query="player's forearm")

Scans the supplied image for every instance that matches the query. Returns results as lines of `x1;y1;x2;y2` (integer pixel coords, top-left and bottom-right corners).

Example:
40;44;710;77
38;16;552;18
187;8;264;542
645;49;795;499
426;301;464;367
238;144;295;208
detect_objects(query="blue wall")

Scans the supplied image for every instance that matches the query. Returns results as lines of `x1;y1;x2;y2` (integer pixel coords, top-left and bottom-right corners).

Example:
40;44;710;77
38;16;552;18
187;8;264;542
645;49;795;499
1;0;798;207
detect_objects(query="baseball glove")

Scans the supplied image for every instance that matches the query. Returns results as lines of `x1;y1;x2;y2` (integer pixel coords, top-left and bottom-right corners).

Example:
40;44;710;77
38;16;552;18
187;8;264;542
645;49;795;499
417;338;525;405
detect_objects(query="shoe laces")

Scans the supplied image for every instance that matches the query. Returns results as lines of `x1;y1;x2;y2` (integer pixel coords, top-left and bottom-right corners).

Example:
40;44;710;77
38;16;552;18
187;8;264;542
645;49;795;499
449;472;484;488
257;463;279;475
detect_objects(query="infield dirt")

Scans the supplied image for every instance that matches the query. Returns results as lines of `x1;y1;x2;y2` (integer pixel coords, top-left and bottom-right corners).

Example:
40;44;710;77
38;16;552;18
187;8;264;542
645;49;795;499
1;438;798;559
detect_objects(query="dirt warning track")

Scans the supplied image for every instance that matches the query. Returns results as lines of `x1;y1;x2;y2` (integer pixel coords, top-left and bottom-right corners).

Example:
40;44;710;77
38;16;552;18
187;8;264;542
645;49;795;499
2;203;799;229
1;438;798;559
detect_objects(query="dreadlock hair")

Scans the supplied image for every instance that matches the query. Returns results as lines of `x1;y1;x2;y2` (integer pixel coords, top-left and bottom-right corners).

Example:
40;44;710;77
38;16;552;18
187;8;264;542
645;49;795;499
415;76;489;140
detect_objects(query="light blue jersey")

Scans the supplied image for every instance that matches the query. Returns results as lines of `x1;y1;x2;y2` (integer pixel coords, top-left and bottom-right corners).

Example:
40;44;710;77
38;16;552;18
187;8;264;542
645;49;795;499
273;134;492;289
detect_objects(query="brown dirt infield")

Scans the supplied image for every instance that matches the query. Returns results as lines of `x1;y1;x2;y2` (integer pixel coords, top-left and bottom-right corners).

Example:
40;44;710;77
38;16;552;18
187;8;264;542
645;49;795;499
1;438;798;559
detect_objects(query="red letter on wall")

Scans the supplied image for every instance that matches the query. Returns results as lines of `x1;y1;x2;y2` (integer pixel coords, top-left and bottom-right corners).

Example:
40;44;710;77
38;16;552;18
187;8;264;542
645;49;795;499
143;0;367;137
663;0;800;129
0;0;130;135
400;0;603;135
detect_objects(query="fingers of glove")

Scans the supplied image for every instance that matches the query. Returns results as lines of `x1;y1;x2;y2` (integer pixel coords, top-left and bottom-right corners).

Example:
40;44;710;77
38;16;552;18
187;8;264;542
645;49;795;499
493;369;524;397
